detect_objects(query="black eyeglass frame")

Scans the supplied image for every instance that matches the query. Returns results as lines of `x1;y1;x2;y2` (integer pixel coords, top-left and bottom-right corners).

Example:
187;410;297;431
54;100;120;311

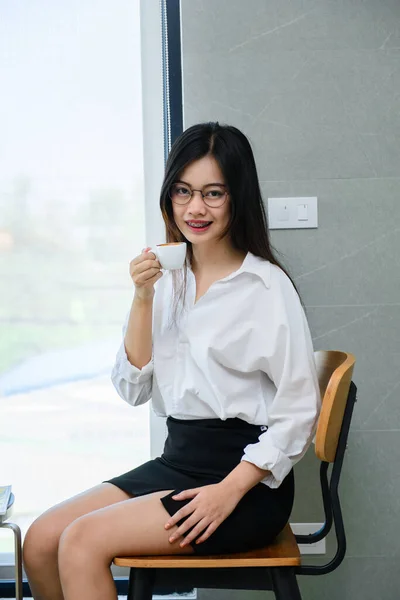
168;183;229;208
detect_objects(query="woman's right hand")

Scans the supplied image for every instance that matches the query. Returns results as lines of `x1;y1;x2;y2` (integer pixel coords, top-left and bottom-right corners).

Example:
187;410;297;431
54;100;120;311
130;247;163;301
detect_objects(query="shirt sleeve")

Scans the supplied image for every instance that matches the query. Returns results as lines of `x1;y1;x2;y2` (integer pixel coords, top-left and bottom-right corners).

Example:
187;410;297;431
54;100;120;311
111;313;154;407
241;269;321;488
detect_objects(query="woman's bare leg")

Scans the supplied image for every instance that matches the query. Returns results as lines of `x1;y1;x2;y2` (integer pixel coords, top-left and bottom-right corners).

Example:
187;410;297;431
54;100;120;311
23;483;131;600
58;490;193;600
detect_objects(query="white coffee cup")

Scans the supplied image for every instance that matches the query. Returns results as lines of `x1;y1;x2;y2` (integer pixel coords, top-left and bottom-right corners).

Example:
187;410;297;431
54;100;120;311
152;242;187;270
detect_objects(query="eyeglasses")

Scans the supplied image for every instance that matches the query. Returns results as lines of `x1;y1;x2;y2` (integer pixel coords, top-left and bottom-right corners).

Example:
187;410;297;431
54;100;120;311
169;182;229;208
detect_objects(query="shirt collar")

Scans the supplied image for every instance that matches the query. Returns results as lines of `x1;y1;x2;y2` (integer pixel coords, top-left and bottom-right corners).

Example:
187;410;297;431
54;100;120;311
234;252;271;289
185;252;271;289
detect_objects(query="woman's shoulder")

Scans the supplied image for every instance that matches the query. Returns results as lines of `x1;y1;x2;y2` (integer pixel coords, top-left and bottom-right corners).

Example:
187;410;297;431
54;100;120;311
244;256;303;333
245;253;295;296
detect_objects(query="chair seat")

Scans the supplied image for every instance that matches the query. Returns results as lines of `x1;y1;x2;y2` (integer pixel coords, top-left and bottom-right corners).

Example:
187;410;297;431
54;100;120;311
114;523;301;569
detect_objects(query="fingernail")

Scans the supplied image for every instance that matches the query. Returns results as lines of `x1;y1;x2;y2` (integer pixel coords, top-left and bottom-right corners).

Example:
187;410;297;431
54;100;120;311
169;537;175;543
165;524;170;529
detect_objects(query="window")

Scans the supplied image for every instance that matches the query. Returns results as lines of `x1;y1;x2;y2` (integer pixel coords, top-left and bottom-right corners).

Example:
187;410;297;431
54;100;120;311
0;0;164;572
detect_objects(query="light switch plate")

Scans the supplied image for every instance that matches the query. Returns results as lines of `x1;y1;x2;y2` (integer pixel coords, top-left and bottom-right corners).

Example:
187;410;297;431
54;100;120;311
268;197;318;229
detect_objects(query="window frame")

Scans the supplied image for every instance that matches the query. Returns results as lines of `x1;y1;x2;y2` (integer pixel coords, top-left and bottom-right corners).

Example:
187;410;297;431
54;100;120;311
0;0;183;594
150;0;184;461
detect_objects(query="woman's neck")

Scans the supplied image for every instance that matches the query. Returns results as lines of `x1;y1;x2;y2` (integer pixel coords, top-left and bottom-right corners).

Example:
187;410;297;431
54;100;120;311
191;241;246;276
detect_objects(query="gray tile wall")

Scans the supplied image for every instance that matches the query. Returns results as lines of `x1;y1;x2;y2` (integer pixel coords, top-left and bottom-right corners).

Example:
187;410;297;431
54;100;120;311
180;1;400;598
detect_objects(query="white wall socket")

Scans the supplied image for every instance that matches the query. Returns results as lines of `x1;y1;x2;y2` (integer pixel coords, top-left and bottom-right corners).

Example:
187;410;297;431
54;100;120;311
290;523;326;555
267;197;318;229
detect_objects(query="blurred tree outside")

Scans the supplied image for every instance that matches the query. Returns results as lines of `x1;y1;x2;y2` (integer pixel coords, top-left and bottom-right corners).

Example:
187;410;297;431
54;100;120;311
0;176;144;376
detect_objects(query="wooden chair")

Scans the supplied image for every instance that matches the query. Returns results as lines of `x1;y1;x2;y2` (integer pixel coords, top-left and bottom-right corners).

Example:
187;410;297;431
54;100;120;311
114;350;357;600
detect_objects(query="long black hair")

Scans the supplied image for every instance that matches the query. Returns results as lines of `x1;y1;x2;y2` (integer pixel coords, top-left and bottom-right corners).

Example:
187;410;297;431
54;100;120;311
159;122;300;311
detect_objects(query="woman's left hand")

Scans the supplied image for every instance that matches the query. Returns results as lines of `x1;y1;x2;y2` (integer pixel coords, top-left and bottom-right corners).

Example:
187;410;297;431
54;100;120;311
164;482;243;547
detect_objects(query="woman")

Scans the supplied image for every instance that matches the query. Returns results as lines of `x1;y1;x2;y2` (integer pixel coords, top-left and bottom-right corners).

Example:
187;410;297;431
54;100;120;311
23;122;321;600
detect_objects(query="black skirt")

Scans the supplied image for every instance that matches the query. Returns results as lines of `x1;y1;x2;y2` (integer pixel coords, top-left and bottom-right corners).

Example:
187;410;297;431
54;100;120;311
105;416;294;555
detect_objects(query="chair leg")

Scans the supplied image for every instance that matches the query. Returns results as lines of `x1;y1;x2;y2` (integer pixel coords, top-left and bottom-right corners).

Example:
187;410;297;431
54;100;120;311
270;568;302;600
0;522;23;600
127;568;135;600
127;567;155;600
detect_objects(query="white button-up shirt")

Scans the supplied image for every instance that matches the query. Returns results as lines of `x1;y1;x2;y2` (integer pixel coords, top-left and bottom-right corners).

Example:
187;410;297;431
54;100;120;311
111;252;321;489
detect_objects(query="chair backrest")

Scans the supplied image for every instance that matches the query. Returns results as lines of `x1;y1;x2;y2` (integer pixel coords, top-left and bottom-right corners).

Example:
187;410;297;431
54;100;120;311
314;350;356;463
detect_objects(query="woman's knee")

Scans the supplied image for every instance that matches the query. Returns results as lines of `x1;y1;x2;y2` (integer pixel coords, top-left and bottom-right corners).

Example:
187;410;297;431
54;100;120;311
23;513;63;571
58;515;110;578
